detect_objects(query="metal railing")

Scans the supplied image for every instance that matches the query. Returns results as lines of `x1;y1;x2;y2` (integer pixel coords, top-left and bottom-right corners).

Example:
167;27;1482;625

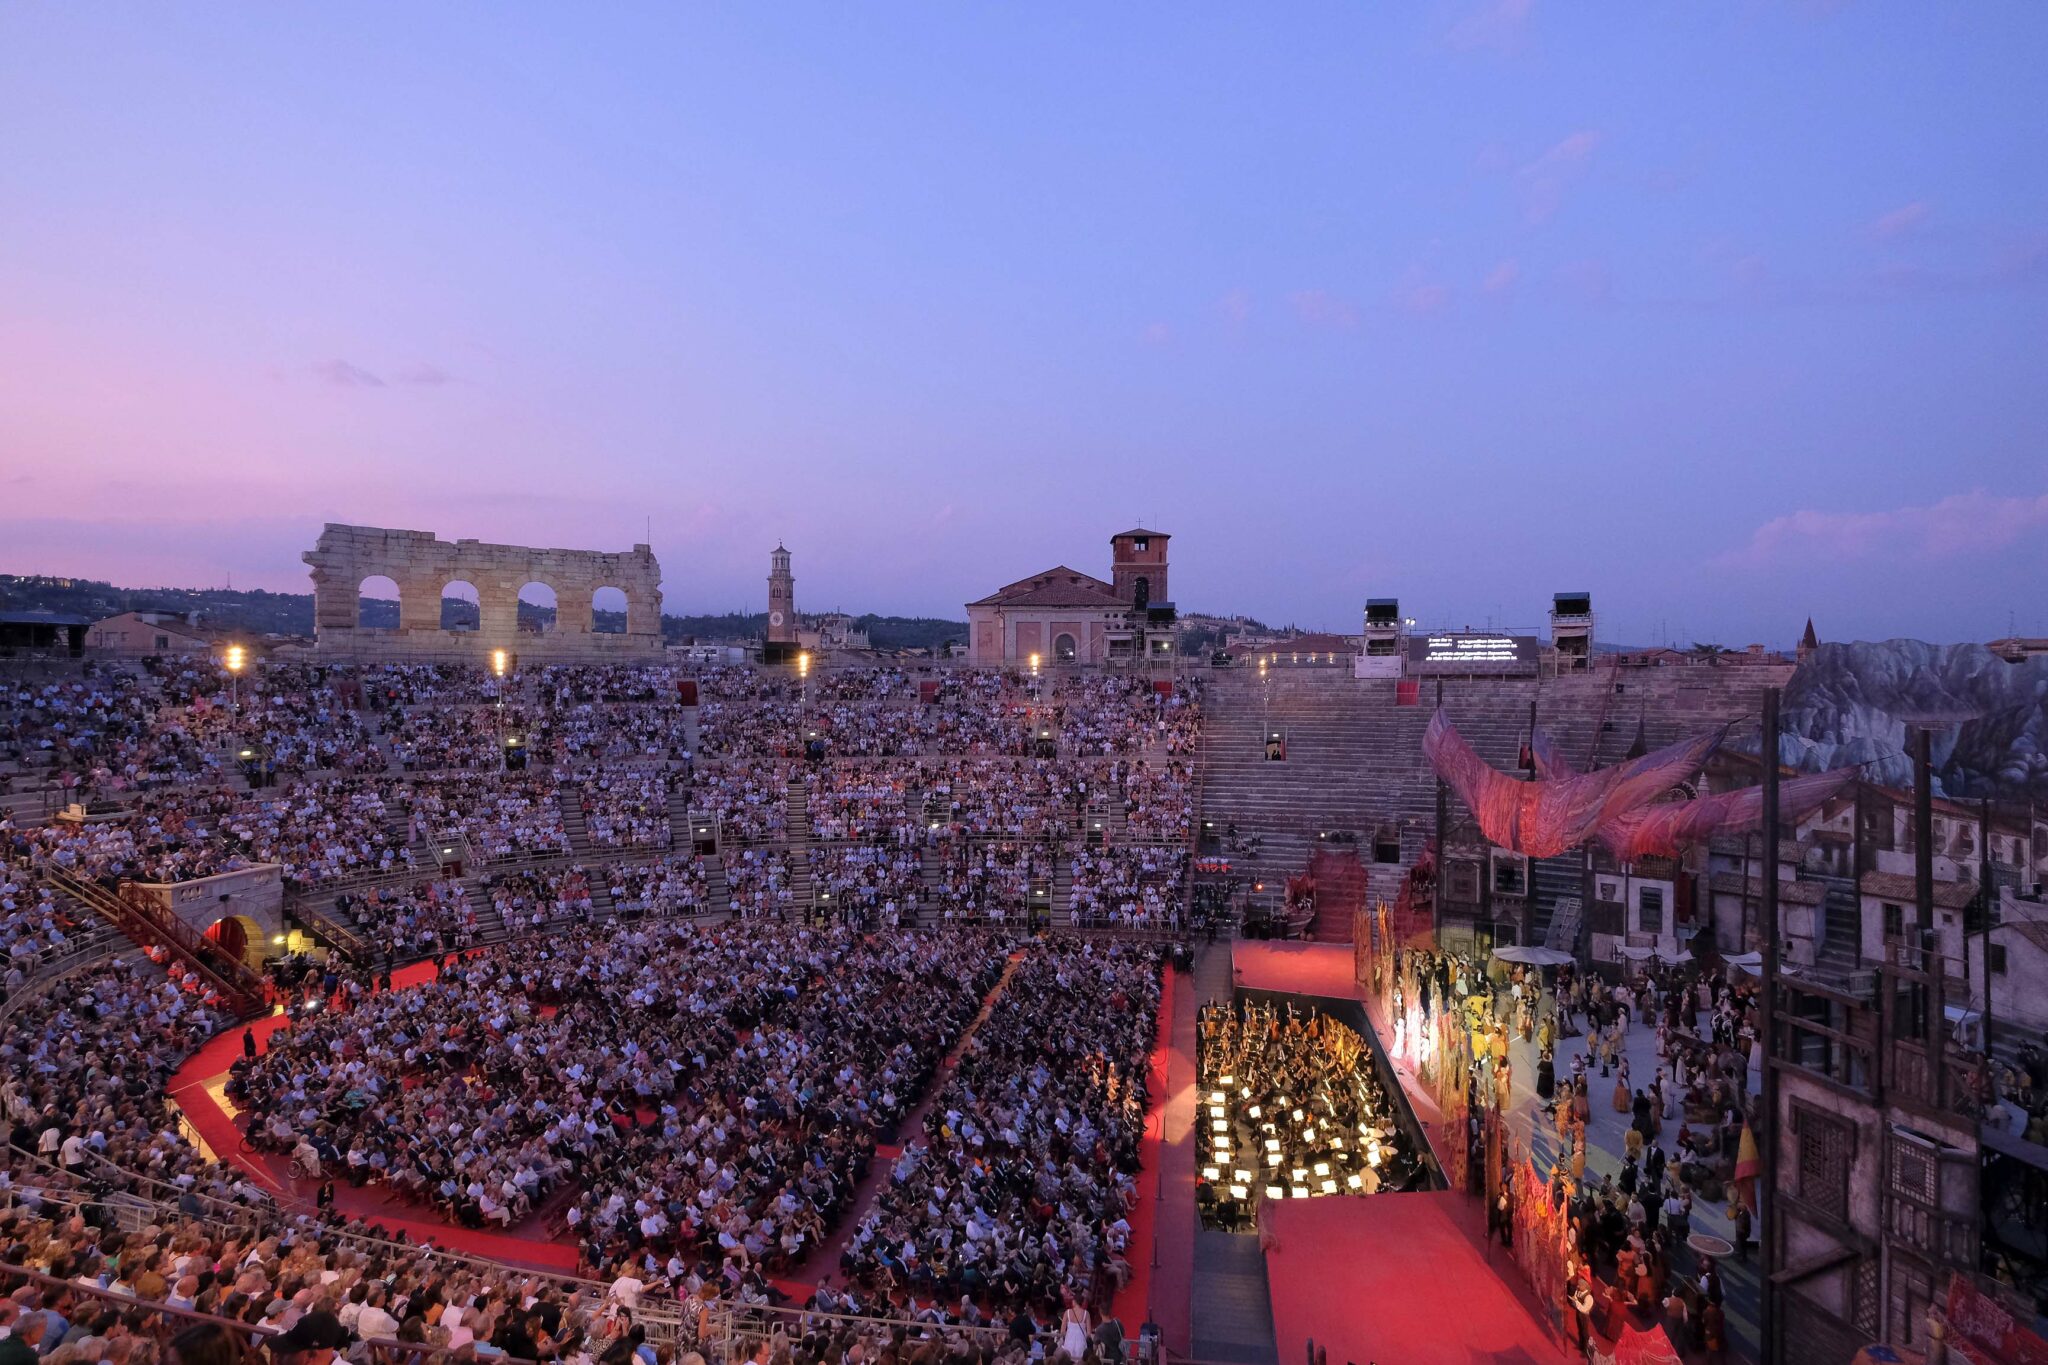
41;867;268;1016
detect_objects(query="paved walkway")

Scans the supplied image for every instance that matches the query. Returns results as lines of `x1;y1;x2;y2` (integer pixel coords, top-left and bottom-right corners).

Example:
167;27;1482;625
1501;998;1764;1361
1188;942;1281;1365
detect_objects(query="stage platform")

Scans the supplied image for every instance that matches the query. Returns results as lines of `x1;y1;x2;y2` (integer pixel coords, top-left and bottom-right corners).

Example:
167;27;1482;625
1229;940;1363;1002
1263;1191;1570;1365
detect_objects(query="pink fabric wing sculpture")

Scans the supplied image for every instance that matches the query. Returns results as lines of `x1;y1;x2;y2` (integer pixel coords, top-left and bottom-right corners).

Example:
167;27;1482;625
1422;708;1727;858
1529;726;1857;860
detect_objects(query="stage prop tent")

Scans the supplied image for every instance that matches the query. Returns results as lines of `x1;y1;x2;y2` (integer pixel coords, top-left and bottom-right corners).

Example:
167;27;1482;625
1492;945;1576;967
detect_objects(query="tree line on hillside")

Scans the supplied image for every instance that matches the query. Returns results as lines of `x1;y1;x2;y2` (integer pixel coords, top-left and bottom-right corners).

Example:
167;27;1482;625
0;575;967;651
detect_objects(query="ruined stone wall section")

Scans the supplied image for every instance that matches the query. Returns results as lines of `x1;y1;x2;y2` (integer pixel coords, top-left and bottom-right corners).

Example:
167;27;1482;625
303;523;665;660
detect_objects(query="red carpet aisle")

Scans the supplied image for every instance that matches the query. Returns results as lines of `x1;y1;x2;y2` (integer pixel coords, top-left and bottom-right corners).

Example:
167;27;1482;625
781;952;1026;1301
165;956;581;1273
1263;1192;1570;1364
1109;968;1183;1339
1144;956;1200;1355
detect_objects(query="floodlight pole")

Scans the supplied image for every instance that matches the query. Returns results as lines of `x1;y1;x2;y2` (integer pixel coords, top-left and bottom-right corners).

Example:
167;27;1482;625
1759;685;1781;1362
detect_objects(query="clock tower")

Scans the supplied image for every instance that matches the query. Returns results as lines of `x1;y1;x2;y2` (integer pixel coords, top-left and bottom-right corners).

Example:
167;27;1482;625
767;543;796;643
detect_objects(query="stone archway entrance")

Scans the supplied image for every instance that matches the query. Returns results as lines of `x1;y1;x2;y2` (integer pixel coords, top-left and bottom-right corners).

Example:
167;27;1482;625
205;914;262;967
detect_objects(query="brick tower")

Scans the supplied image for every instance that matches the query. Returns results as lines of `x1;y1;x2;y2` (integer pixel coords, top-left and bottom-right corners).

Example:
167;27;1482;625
767;543;796;643
1110;528;1169;610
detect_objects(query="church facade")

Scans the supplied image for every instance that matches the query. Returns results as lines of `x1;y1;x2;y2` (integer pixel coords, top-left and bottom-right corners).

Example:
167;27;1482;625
965;529;1172;666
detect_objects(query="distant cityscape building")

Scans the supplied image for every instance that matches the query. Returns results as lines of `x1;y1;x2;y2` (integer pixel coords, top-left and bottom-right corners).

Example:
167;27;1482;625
798;611;870;652
85;609;214;655
966;528;1175;666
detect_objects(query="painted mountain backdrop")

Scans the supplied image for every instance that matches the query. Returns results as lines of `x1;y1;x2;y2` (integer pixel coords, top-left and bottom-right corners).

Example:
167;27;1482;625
1772;640;2048;798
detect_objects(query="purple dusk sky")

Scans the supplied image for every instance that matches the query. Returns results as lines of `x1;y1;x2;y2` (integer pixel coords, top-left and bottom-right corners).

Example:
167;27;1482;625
2;4;2044;645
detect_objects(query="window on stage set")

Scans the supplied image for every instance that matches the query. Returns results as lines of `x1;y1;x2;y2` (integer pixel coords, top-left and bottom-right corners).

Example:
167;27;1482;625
1492;855;1527;896
1055;632;1077;663
1373;824;1401;864
1637;885;1664;933
1795;1104;1853;1221
1448;861;1480;906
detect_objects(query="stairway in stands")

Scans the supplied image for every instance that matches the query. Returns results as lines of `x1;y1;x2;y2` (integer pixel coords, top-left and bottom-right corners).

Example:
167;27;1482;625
785;777;815;912
666;781;694;848
559;779;594;856
1052;849;1075;927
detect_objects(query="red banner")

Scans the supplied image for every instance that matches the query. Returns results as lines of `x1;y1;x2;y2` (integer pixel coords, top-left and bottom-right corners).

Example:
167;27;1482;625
1947;1274;2048;1365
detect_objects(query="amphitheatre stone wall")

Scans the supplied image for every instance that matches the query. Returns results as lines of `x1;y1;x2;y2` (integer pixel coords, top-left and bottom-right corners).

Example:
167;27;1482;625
303;523;665;661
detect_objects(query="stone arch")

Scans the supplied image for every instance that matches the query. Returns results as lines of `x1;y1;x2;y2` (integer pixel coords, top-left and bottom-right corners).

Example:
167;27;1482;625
517;581;558;635
358;575;401;629
1054;632;1077;663
305;524;665;659
440;580;481;632
204;913;265;967
591;585;629;634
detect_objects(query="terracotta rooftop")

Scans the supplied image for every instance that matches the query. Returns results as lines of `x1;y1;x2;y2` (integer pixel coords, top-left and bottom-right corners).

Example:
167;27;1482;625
1859;870;1978;910
967;566;1127;610
1708;872;1827;906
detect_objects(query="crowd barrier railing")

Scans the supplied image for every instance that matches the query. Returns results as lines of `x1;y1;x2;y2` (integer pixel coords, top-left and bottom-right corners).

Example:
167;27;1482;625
0;1260;543;1365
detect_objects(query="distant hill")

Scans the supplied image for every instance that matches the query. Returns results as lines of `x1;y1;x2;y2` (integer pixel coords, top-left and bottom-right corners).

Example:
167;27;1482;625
666;611;968;653
0;574;968;652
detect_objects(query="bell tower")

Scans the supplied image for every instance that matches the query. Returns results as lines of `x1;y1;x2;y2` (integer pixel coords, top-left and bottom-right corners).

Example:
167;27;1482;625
767;544;796;643
1110;528;1169;609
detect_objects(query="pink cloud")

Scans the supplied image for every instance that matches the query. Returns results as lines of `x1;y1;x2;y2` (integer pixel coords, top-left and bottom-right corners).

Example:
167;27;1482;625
1447;0;1535;53
1482;259;1521;295
1394;276;1451;316
313;359;385;388
1287;290;1360;330
1870;200;1931;240
1517;129;1602;224
395;362;455;386
1719;490;2048;567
